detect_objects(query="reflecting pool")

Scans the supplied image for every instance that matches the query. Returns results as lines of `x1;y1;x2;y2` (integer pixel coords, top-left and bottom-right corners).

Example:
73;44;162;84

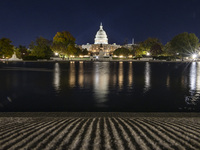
0;61;200;112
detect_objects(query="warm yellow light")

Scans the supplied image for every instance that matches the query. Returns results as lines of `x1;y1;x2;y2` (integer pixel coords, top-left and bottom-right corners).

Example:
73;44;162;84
79;55;83;58
55;52;59;56
119;55;123;58
192;54;197;59
128;55;132;58
83;55;89;58
146;52;150;56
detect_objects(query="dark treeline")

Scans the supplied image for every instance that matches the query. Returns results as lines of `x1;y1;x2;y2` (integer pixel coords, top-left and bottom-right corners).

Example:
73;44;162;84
0;32;199;60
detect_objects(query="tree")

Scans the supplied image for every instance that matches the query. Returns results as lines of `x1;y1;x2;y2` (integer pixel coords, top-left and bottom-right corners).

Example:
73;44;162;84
169;32;199;59
30;37;53;59
150;43;163;56
52;31;76;58
15;45;29;59
82;48;88;55
130;44;143;57
0;38;14;58
140;38;163;56
74;47;82;56
163;42;174;56
113;47;130;57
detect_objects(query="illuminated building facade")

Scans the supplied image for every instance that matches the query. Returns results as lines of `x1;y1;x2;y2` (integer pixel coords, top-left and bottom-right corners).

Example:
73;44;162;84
82;23;121;56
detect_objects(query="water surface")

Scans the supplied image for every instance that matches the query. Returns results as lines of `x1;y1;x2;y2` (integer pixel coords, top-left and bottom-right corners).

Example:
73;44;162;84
0;61;199;112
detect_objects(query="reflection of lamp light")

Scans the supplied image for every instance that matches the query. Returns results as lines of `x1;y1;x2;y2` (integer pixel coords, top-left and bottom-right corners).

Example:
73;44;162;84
192;54;197;59
146;52;150;56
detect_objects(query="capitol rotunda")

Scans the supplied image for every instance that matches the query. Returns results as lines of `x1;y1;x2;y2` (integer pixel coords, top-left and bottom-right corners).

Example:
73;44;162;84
82;23;121;55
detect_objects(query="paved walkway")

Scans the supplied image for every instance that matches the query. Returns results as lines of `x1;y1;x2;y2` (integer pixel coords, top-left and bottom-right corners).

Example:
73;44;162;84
0;112;200;150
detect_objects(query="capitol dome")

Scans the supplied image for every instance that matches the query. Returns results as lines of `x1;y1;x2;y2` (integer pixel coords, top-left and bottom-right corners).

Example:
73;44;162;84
94;23;108;44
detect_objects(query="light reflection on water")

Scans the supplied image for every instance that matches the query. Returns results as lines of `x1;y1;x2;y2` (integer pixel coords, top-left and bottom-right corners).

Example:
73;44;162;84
53;63;60;92
118;61;123;90
186;62;200;106
93;62;109;104
69;61;76;87
190;62;196;91
144;62;151;93
128;62;133;88
78;61;84;87
1;61;200;112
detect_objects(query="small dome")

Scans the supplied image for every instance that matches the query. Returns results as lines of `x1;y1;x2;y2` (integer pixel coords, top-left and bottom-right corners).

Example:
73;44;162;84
94;23;108;44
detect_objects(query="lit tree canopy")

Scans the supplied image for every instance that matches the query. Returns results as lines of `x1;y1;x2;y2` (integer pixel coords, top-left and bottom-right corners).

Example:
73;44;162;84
15;45;29;59
150;43;163;56
129;44;143;57
169;32;199;57
0;38;14;58
140;38;163;56
113;47;130;56
163;42;174;56
29;37;53;59
52;31;76;57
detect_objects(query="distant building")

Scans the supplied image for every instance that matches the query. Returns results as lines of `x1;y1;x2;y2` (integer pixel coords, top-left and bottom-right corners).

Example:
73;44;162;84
123;38;136;50
81;23;121;56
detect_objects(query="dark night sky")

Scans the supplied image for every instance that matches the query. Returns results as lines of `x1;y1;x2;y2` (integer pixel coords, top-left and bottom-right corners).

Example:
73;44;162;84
0;0;200;47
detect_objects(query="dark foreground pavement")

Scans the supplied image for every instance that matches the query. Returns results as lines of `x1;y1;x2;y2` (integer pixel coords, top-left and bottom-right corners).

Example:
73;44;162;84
0;112;200;150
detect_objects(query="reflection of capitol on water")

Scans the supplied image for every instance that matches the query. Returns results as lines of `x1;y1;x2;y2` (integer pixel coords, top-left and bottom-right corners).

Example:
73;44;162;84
93;62;109;103
53;63;60;92
144;62;151;92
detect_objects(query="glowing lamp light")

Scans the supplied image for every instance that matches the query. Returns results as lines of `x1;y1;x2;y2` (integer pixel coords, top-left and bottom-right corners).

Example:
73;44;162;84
55;52;58;56
128;55;132;58
146;52;150;56
192;54;197;59
119;55;123;58
79;55;83;58
96;56;99;59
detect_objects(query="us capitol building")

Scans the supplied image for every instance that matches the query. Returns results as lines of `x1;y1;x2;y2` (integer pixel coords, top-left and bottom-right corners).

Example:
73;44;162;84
81;23;121;56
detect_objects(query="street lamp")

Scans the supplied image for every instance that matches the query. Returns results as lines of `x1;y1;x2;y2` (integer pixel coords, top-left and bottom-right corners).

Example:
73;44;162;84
146;52;150;56
192;54;197;60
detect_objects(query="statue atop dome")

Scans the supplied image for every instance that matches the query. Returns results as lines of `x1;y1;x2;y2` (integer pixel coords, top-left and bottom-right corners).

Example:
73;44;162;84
94;23;108;44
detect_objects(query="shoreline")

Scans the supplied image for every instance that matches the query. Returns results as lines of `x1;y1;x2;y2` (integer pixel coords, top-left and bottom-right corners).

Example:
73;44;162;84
0;59;198;63
0;112;200;117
